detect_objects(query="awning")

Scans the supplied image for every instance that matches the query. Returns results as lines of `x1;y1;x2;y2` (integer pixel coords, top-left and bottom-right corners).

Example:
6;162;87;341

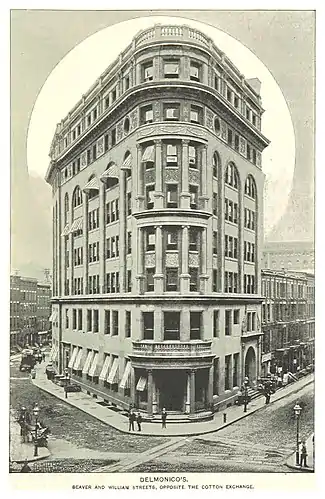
73;348;83;370
100;164;119;181
136;376;147;392
99;355;110;381
83;177;99;192
142;145;155;162
68;347;78;368
88;352;99;377
107;357;119;384
50;345;58;361
37;331;49;335
82;350;94;375
61;224;70;236
122;154;132;170
70;218;83;233
119;361;131;389
49;310;57;322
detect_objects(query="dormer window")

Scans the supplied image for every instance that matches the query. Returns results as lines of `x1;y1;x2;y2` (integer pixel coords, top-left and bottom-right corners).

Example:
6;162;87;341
164;60;179;79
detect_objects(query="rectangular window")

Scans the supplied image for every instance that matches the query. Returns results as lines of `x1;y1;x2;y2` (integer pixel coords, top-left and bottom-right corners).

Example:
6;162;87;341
213;193;218;215
126;192;132;215
112;311;119;336
146;185;155;209
111;128;116;147
190;62;201;81
144;62;154;81
166;229;178;250
166;184;178;208
189;228;198;251
165;268;178;291
127;270;132;293
225;355;231;390
233;353;239;387
213;310;219;337
190;311;201;339
213;269;218;292
141;105;153;124
125;75;130;91
189;267;198;292
72;309;77;330
225;310;232;336
190;105;201;124
189;185;198;209
164;311;180;340
213;358;219;395
143;312;154;339
164;104;180;121
87;309;92;332
78;309;83;330
93;310;99;333
234;134;240;151
233;309;240;325
127;232;132;254
166;144;178;166
65;310;69;329
213;231;218;255
104;310;110;335
164;60;179;78
146;267;155;292
146;229;155;251
125;311;131;338
189;145;197;168
227;128;233;146
92;144;97;161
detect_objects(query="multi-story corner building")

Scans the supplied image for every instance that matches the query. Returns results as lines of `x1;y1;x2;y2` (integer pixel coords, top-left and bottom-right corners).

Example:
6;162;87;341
261;269;315;376
45;24;269;419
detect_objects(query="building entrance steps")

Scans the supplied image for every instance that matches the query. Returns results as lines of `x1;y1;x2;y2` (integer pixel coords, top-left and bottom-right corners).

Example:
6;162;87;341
31;362;314;437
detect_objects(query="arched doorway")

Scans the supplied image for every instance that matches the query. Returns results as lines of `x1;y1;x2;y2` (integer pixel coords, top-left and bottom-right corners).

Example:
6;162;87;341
244;346;257;383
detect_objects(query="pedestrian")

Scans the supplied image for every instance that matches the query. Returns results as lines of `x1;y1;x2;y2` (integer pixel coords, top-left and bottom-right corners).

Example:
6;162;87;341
265;391;271;404
128;410;135;431
42;352;46;362
20;460;31;473
136;412;142;432
162;408;167;429
31;368;36;380
300;440;308;468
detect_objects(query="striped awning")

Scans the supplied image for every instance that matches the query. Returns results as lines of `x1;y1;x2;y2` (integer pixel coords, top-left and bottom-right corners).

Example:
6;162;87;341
68;347;78;369
136;376;147;392
122;154;132;170
61;224;70;236
82;350;94;374
99;355;110;381
142;145;155;162
70;218;83;233
100;164;119;181
49;310;58;322
107;357;119;384
50;344;58;361
88;352;99;377
73;348;83;370
119;361;131;389
83;177;99;192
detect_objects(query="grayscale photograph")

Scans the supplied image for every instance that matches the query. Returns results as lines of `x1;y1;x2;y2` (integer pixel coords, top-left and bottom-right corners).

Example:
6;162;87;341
9;9;315;479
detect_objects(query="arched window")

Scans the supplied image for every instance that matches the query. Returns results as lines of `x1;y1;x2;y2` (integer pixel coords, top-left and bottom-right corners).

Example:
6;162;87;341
72;186;83;209
64;193;69;224
225;162;239;189
212;152;220;178
245;175;256;199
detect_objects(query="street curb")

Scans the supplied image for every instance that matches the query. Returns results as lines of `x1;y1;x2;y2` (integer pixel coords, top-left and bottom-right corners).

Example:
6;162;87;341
285;462;314;473
11;450;50;464
32;375;314;438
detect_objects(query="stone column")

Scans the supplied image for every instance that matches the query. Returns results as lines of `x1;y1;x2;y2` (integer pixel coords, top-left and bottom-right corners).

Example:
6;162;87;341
83;194;89;294
154;140;164;209
200;228;208;293
99;182;106;293
185;372;191;414
152;373;158;414
218;169;225;294
154;225;164;294
154;308;163;341
136;228;144;294
181;308;190;341
180;225;190;293
119;169;126;293
136;144;144;211
180;140;191;209
190;370;196;414
199;145;209;211
147;370;153;417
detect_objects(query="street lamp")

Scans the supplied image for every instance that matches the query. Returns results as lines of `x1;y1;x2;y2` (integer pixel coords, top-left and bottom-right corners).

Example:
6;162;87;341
33;404;40;457
294;402;302;466
64;368;69;399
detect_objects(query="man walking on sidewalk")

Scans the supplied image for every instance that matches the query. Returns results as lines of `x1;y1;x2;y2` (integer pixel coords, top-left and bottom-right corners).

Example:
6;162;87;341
162;408;167;429
136;412;142;432
128;411;135;432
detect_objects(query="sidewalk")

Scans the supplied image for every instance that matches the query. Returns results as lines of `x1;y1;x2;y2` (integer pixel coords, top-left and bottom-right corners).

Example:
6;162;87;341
286;433;314;472
9;411;50;464
31;361;314;437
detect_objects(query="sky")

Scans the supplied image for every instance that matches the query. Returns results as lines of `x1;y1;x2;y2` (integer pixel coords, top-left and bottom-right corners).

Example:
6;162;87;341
26;15;296;234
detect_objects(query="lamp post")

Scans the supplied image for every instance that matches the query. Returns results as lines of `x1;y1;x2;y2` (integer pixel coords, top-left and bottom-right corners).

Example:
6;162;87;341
294;402;302;466
33;404;40;457
64;368;69;399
